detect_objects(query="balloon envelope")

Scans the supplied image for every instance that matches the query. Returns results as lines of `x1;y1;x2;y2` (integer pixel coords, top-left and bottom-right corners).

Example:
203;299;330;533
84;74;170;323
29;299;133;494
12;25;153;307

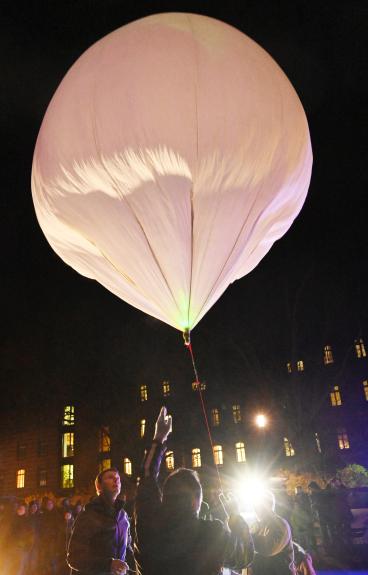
32;13;312;332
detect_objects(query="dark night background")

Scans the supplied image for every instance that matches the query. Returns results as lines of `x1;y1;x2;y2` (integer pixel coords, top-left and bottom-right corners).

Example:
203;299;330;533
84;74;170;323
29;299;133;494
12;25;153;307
1;1;367;414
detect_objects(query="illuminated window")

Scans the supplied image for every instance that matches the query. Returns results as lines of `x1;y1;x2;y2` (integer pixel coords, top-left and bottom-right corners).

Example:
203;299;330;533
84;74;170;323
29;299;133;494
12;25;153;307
232;405;242;424
140;419;146;438
363;380;368;401
63;405;75;426
166;451;174;471
62;432;74;458
140;385;148;402
162;381;170;397
315;432;322;453
99;427;111;453
99;459;111;472
192;448;201;468
211;408;220;427
324;345;334;365
297;360;304;372
330;385;342;406
337;428;350;450
192;381;206;391
235;442;246;463
123;458;132;476
38;469;47;487
213;445;223;466
355;338;367;358
16;469;25;489
284;437;295;457
61;464;74;488
17;444;27;459
287;362;292;373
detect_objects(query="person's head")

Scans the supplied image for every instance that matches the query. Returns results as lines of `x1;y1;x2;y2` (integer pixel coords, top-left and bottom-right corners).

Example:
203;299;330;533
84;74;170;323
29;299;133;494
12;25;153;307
16;502;27;516
75;503;83;514
29;500;38;514
162;468;203;517
308;481;320;494
254;490;276;520
45;498;54;511
62;497;71;508
95;468;121;499
64;511;73;521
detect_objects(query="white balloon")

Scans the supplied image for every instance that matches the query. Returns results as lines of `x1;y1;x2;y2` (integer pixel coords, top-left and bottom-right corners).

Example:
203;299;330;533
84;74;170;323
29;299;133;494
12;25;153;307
32;13;312;332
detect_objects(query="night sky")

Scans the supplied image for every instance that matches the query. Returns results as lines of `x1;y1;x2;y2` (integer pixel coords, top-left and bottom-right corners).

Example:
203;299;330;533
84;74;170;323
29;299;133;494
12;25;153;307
1;1;367;411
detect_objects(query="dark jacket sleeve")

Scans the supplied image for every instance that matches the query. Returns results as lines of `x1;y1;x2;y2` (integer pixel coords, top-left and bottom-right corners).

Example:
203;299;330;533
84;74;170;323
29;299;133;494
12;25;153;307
223;514;254;571
134;441;166;561
67;511;111;574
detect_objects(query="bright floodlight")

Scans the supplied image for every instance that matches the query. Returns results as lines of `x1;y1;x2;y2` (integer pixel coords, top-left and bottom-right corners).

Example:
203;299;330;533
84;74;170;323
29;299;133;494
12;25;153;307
236;475;268;510
255;414;267;428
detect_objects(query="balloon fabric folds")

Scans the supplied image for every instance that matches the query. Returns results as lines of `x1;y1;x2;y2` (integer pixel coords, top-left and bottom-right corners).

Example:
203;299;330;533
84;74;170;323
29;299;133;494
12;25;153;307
32;13;312;333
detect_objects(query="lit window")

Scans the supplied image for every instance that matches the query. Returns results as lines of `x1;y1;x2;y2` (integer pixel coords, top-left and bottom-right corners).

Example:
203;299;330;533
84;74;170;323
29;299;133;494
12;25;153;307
99;459;111;472
287;362;292;373
192;448;201;468
16;469;25;489
337;428;350;450
330;385;342;406
192;381;206;391
61;464;74;488
284;437;295;457
363;380;368;401
140;419;146;438
211;408;220;427
123;458;132;476
38;469;47;487
297;360;304;372
62;432;74;458
166;451;174;471
315;432;322;454
63;405;75;426
17;444;27;459
140;385;148;402
232;405;242;424
162;381;170;397
99;427;111;453
355;338;366;359
235;442;246;463
213;445;223;466
324;345;334;365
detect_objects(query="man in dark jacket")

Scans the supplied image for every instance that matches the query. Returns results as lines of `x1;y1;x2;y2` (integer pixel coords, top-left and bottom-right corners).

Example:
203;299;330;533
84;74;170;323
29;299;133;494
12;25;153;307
134;406;254;575
67;468;131;575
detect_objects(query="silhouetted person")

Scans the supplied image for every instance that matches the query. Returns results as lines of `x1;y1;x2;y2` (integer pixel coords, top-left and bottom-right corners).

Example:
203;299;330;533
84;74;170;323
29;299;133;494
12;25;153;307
134;406;254;575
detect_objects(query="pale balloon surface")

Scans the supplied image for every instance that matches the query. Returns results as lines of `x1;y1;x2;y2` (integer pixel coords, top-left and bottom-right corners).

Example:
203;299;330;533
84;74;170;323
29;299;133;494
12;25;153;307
32;13;312;332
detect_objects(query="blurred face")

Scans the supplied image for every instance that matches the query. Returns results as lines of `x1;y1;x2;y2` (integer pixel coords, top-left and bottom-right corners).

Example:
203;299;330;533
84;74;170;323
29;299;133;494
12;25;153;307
65;511;72;521
30;504;38;514
98;470;121;498
46;500;54;511
75;504;82;514
17;505;26;516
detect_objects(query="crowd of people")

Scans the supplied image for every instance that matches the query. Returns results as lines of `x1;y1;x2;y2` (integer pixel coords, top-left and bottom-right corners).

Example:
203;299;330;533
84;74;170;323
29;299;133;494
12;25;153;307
0;496;83;574
0;408;357;575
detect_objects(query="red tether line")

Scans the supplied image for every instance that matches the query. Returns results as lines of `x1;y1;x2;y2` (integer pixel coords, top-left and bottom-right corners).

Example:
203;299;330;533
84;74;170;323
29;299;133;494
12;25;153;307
185;340;224;494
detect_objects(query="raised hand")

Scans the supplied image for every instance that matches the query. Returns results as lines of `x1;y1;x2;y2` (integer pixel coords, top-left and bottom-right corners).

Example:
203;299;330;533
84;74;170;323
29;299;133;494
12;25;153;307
153;406;172;443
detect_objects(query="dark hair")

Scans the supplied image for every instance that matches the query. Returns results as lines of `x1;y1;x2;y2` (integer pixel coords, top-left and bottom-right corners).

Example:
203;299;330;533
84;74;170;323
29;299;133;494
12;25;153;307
162;468;202;516
308;481;320;491
95;467;119;492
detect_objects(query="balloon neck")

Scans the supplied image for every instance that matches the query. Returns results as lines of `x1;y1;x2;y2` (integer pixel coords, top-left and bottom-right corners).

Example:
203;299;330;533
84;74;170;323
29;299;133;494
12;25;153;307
183;329;191;347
